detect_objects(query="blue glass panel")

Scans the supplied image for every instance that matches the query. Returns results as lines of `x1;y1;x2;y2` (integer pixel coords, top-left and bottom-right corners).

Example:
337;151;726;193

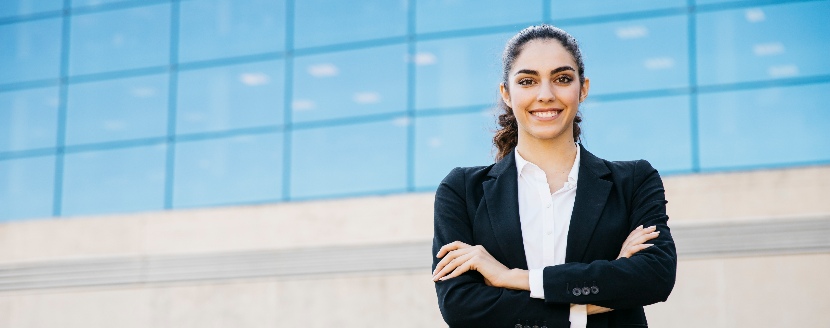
695;0;755;4
65;74;168;145
71;0;155;8
551;0;686;20
295;0;406;48
177;60;284;134
291;119;407;199
61;144;166;216
415;33;511;110
292;45;407;123
0;18;62;84
580;95;692;173
69;4;170;75
0;87;59;152
0;0;62;18
416;0;542;34
696;2;830;85
414;109;496;189
173;133;283;208
564;15;689;95
0;156;54;222
698;83;830;170
179;0;285;63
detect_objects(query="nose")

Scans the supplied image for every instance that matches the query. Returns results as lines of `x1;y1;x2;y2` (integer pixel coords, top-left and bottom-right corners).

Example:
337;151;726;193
536;81;555;102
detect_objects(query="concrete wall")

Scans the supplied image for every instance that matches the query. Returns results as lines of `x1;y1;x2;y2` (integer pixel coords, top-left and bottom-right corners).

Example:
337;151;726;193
2;165;830;327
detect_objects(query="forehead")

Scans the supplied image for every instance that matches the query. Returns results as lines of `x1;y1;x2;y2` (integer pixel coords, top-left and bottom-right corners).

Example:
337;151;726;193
511;39;577;72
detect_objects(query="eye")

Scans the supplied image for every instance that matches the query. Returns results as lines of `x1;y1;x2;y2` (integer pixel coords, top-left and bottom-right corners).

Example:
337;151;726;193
517;78;535;86
555;75;574;84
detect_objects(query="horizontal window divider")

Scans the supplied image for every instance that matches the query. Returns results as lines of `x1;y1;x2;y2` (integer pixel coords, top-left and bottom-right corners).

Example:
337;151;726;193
288;187;409;203
0;79;61;92
68;0;170;16
174;125;287;143
414;104;496;117
67;66;171;84
588;87;692;102
62;137;168;154
290;111;409;130
0;10;64;25
0;148;56;161
693;0;825;14
413;23;536;42
696;75;830;94
553;7;690;27
177;52;286;71
292;36;409;56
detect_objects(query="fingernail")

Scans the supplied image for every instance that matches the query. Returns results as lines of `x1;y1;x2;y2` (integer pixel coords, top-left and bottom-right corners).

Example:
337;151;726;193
645;244;654;247
439;276;448;281
638;225;644;229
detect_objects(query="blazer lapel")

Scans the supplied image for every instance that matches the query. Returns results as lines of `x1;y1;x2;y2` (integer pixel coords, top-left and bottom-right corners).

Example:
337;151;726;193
566;144;613;263
482;151;528;269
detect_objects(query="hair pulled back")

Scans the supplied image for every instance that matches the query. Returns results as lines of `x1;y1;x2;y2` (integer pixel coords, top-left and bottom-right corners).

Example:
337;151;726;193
493;24;586;161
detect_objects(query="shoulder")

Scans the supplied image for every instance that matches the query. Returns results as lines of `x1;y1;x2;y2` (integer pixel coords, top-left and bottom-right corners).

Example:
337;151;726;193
439;164;496;190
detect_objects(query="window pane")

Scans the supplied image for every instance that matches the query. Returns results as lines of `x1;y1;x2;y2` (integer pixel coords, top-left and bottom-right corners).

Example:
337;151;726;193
179;0;285;63
416;0;542;34
173;133;283;208
66;74;168;145
71;0;152;8
292;45;407;123
564;15;689;95
295;0;405;48
0;18;62;84
62;144;166;216
291;119;407;199
580;95;692;173
414;109;495;189
0;156;54;222
0;87;59;152
0;0;62;18
696;2;830;85
69;4;170;75
551;0;686;20
415;33;510;110
177;60;284;135
698;83;830;170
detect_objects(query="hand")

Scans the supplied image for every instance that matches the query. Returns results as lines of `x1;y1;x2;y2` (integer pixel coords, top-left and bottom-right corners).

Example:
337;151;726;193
586;304;613;315
432;241;528;290
617;225;659;259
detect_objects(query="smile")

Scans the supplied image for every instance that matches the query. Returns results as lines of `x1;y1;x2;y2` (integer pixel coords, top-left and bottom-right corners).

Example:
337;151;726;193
529;109;562;120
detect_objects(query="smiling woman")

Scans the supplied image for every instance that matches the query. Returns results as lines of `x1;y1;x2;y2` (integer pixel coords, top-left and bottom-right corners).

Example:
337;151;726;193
431;25;677;328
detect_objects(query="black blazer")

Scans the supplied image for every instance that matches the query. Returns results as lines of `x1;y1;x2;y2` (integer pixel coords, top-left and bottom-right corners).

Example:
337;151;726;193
432;144;677;328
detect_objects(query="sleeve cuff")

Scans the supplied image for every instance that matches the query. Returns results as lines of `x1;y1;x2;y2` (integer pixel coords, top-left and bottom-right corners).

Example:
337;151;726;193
529;269;544;299
569;304;588;328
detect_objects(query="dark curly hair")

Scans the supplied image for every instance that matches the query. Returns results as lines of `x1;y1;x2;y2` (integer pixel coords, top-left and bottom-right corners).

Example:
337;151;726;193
494;24;586;161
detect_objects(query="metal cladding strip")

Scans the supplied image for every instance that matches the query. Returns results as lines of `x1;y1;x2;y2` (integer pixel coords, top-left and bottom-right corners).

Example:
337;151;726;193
1;216;830;292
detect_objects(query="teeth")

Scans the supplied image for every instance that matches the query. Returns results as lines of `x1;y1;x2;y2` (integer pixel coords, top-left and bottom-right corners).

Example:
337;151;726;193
532;111;559;118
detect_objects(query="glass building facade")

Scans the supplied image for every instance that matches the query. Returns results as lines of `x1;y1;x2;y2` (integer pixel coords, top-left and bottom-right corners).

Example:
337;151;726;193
1;0;829;221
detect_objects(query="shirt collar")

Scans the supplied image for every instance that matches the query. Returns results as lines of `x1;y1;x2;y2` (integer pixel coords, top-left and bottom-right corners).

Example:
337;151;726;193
514;144;581;184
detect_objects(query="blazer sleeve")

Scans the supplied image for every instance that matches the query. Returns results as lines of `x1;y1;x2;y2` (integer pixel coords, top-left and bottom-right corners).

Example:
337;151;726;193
433;168;569;328
541;159;677;309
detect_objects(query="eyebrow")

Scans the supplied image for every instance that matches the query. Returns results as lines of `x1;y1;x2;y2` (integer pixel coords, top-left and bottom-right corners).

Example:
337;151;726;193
514;66;576;76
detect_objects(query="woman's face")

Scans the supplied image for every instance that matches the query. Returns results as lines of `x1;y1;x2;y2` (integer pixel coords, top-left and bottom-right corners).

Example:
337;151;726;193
500;39;589;144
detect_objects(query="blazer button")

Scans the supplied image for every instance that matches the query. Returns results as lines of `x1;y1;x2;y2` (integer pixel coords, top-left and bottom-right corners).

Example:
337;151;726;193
582;287;591;295
572;287;582;296
591;286;600;294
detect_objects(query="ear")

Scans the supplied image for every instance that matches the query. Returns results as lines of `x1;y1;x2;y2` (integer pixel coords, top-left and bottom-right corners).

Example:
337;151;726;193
499;83;511;108
579;77;590;103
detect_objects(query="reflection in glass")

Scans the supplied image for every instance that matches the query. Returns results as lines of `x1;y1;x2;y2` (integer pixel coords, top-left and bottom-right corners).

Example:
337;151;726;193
0;18;62;84
292;45;406;123
177;60;284;134
66;74;168;145
174;133;283;208
0;156;54;221
61;144;166;216
580;95;692;173
179;0;285;63
565;15;688;95
0;87;59;152
294;0;406;48
415;33;510;110
416;0;542;34
291;119;407;199
696;2;830;85
698;83;830;170
69;4;170;75
550;0;686;20
415;109;496;189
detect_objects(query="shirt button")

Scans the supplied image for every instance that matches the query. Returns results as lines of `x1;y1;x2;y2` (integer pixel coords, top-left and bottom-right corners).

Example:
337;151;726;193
546;231;552;235
546;203;551;208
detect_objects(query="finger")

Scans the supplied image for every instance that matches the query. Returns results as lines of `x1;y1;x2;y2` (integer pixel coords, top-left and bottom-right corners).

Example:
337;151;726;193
630;230;660;246
433;247;467;276
625;225;644;240
621;243;653;258
436;241;470;258
439;258;475;281
434;252;474;281
623;226;657;248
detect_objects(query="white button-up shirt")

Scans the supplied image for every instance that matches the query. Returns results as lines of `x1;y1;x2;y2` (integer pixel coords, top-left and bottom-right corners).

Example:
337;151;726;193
515;146;587;328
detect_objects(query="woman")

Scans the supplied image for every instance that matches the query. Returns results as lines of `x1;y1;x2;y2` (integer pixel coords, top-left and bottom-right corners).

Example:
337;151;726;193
431;25;677;328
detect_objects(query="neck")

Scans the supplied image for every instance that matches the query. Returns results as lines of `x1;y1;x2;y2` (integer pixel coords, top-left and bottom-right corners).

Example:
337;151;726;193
515;133;578;174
